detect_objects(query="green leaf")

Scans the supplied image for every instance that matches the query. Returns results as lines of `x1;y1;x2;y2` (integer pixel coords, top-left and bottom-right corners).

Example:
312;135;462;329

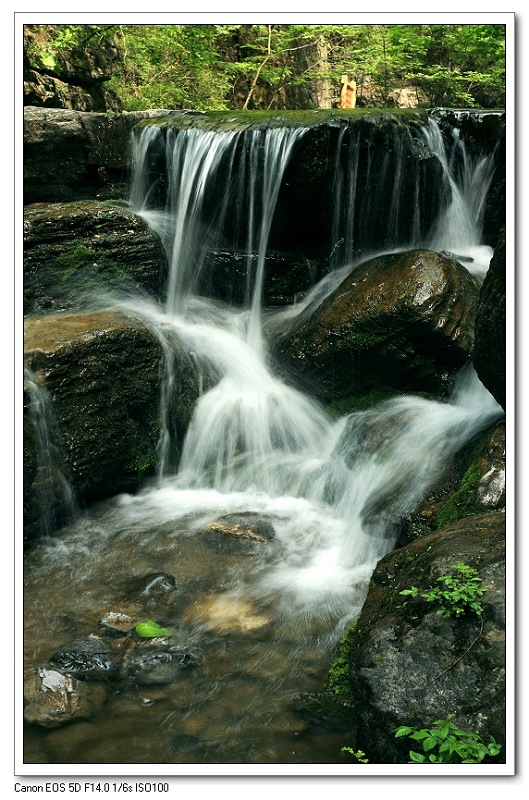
135;619;173;638
422;737;438;752
394;726;414;738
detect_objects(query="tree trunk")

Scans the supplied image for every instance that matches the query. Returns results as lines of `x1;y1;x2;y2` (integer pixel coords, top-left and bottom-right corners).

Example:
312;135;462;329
311;35;333;109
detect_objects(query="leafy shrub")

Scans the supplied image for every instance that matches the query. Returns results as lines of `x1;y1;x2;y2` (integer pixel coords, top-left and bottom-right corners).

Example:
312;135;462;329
399;561;486;617
395;715;502;763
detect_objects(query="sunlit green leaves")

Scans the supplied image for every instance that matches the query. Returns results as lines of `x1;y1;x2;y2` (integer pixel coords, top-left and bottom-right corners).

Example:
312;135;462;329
395;715;502;763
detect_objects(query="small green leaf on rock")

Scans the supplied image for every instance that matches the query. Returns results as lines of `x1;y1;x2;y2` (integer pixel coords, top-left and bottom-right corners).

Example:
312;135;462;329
135;620;173;638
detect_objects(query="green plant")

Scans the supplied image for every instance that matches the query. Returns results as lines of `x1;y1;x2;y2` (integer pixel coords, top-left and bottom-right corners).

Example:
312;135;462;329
395;715;502;763
135;620;173;638
399;562;486;618
340;746;369;763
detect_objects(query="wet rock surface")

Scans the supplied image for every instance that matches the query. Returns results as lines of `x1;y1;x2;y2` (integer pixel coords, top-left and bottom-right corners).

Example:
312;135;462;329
23;200;166;314
329;512;506;763
49;635;120;680
24;667;108;728
473;228;506;410
24;107;170;203
399;420;506;545
23;311;164;512
121;641;201;685
279;249;480;407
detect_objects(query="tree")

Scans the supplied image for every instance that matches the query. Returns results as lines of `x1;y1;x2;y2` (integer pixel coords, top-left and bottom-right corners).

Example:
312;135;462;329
108;25;231;111
24;23;506;112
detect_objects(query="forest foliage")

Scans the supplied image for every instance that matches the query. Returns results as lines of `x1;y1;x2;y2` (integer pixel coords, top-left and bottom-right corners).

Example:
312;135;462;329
25;23;506;111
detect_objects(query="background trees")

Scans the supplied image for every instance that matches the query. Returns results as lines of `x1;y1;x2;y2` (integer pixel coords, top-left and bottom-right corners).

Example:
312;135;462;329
24;23;506;112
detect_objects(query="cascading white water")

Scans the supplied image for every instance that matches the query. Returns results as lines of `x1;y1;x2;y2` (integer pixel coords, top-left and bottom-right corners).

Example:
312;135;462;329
421;117;497;280
23;114;505;766
121;117;503;630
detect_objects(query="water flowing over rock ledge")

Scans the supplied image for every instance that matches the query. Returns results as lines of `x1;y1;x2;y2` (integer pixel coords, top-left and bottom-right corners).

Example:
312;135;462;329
22;105;507;766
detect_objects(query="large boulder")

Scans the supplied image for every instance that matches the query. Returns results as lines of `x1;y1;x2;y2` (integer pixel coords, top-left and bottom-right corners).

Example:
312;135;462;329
278;249;480;408
473;228;506;410
24;200;167;314
327;512;506;764
23;311;203;542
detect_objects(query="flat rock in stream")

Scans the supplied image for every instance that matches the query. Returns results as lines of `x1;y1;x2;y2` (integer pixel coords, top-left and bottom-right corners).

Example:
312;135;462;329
184;593;272;635
201;513;276;554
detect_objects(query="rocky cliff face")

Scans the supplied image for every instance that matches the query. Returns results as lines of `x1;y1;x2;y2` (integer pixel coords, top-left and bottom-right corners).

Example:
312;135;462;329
23;25;121;112
473;228;506;410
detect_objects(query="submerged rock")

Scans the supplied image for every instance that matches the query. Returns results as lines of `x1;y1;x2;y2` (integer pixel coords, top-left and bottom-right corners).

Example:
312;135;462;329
202;513;276;554
49;635;120;680
24;667;107;728
184;593;271;634
279;249;480;407
122;641;200;685
124;573;177;598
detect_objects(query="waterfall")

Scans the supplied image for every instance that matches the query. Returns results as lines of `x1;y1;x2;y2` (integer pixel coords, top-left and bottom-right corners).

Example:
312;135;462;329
23;113;505;764
421;117;497;280
24;366;77;537
327;116;497;282
328;121;428;268
121;116;503;625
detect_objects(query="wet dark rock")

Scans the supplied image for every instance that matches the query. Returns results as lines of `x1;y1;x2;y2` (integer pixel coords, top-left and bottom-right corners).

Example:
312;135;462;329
329;512;505;763
24;106;170;203
23;311;163;514
122;641;201;685
278;249;480;408
136;573;177;597
473;228;506;410
399;420;506;546
49;635;120;680
23;200;167;314
22;312;206;530
24;667;107;728
203;249;317;307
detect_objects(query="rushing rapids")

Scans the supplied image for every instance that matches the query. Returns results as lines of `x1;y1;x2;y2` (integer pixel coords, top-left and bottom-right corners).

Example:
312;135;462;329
23;112;504;766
